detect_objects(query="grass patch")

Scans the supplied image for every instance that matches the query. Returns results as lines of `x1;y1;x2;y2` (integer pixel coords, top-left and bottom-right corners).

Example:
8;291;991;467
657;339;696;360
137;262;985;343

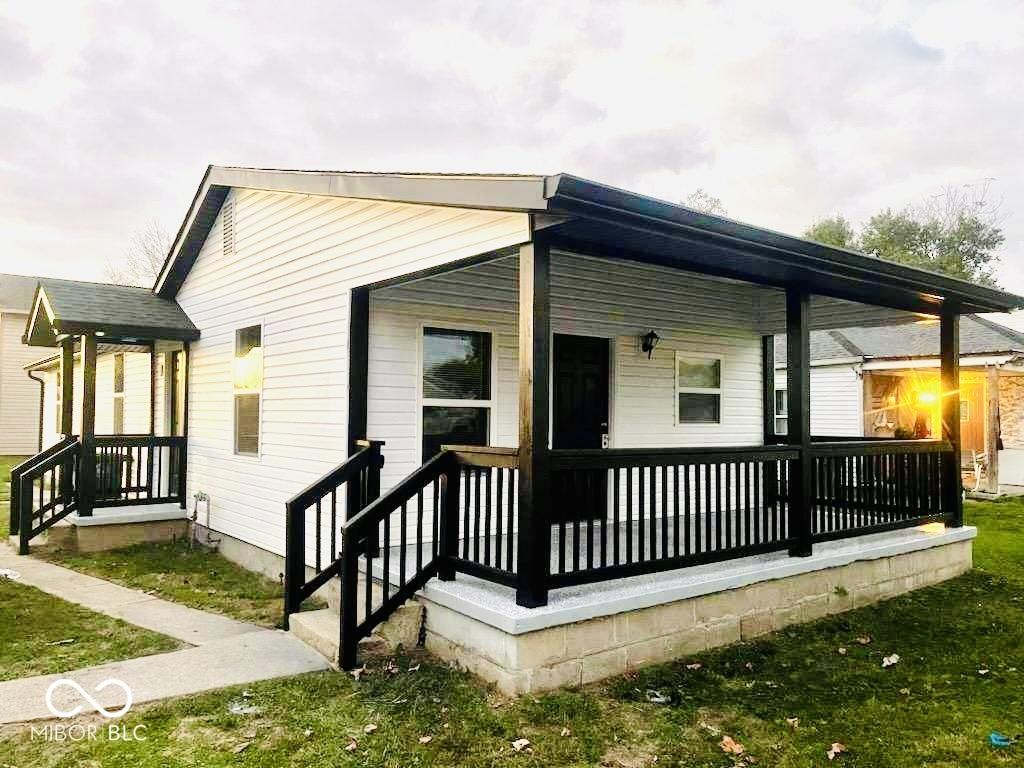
0;578;180;681
0;455;28;539
37;539;286;628
2;499;1023;766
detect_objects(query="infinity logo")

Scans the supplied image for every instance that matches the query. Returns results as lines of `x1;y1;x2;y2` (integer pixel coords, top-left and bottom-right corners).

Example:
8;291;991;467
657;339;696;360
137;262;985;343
45;678;133;719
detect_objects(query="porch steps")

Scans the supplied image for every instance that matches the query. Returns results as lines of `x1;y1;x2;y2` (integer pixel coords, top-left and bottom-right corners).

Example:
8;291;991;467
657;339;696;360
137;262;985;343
288;602;424;667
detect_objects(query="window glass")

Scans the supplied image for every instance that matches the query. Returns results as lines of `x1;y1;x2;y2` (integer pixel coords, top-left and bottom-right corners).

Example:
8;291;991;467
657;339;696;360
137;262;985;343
677;357;720;389
422;328;492;460
234;326;262;455
423;328;490;400
775;388;787;416
678;393;720;424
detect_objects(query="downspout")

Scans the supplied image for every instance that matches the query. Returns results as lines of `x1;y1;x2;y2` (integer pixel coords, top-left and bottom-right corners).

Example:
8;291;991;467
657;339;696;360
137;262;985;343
27;370;44;453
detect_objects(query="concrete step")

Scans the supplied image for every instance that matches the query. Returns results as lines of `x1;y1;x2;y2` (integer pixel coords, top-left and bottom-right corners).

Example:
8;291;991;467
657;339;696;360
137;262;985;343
289;601;425;667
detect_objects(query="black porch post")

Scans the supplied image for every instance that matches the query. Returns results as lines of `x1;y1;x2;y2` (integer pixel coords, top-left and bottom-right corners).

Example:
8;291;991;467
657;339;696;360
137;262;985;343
346;286;370;520
761;335;776;444
59;337;74;437
516;237;551;608
786;289;813;556
78;334;97;517
940;310;964;526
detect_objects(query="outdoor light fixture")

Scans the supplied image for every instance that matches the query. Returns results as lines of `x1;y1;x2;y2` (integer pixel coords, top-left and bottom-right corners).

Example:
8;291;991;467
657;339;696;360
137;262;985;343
640;330;660;359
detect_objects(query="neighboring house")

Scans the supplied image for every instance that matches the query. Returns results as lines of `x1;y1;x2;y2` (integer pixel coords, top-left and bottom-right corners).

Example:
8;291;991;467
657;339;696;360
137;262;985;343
774;315;1024;491
0;274;54;454
10;167;1024;694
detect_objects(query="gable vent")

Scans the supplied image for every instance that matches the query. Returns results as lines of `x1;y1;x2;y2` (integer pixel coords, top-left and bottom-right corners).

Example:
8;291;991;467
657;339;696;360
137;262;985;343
222;197;235;256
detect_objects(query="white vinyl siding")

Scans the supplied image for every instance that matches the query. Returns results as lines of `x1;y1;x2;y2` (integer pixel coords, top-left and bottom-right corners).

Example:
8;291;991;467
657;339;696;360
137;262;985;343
808;364;864;437
0;311;58;455
175;188;530;557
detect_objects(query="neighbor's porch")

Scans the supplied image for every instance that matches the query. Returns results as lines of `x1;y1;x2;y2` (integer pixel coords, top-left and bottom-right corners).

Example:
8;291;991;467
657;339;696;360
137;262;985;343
11;280;198;554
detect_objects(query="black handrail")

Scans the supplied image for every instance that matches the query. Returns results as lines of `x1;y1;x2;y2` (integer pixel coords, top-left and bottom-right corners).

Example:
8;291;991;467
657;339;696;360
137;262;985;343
17;440;81;555
283;440;385;625
9;436;78;538
339;449;455;668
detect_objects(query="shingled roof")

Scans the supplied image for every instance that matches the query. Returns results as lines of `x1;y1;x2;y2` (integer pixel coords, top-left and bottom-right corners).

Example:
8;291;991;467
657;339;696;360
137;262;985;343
775;314;1024;367
0;273;43;312
24;278;199;347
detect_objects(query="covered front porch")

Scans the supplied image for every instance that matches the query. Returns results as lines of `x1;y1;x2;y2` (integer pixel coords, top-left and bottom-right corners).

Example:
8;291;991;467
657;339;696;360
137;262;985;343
10;279;198;554
281;181;1019;669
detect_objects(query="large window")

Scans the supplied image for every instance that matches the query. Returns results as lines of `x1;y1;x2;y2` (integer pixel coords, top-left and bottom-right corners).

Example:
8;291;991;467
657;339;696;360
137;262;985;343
676;353;722;424
112;353;125;434
774;387;788;435
421;327;491;460
234;325;263;455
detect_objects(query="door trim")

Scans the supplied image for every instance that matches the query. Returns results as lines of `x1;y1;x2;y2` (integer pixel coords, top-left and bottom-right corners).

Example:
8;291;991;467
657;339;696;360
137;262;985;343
551;332;614;450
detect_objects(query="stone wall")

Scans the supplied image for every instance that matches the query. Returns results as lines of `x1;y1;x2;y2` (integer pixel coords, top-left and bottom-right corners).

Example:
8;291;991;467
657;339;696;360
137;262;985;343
422;540;972;695
999;374;1024;450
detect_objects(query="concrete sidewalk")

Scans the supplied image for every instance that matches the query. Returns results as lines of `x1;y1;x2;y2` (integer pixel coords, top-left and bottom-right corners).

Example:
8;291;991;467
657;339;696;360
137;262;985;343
0;545;254;645
0;630;329;724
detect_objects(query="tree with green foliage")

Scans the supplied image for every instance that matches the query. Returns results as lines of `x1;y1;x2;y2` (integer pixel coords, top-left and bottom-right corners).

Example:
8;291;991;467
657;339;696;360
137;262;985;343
803;182;1004;288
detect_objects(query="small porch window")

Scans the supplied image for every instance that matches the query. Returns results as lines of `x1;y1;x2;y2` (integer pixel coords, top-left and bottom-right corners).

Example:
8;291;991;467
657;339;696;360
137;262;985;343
421;327;491;460
775;387;788;435
113;353;125;434
234;325;263;455
676;353;722;424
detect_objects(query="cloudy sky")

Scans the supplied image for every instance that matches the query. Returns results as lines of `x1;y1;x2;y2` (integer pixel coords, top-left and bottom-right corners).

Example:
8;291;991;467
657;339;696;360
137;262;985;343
2;1;1023;294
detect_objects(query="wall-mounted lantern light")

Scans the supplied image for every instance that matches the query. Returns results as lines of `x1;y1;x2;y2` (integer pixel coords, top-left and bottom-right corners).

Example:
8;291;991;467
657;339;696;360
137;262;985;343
640;330;660;359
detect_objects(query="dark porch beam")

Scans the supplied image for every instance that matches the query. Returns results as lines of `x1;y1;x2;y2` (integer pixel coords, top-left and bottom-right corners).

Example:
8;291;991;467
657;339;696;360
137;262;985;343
78;334;97;517
347;286;370;520
940;311;964;526
516;237;552;608
761;335;776;444
785;289;812;557
59;338;74;437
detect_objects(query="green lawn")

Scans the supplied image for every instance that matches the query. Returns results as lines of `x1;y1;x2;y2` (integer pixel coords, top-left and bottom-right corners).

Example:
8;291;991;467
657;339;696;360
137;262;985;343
0;455;28;539
37;540;287;628
2;500;1023;766
0;578;180;682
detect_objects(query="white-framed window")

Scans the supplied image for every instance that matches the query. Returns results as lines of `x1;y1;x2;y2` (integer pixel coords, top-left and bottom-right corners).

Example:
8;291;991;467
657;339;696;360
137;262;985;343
421;327;492;460
233;325;263;455
675;353;722;424
774;387;788;435
112;353;125;434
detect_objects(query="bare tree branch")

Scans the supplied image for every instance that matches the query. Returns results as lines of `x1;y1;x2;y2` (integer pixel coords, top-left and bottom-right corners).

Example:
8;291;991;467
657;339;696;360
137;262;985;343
104;221;170;287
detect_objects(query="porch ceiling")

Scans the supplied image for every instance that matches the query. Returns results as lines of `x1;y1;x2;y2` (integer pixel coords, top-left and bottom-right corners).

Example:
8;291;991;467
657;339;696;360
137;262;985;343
23;278;199;347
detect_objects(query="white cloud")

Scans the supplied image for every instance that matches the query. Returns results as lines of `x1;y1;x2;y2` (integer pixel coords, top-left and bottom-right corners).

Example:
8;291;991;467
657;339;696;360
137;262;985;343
0;0;1022;299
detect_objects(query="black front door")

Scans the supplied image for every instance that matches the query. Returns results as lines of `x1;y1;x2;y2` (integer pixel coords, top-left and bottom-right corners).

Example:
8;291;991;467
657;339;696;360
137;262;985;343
552;334;609;522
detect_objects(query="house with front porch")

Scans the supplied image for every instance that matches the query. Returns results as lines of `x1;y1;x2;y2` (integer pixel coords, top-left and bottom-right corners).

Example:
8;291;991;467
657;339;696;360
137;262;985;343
773;314;1024;493
9;167;1024;693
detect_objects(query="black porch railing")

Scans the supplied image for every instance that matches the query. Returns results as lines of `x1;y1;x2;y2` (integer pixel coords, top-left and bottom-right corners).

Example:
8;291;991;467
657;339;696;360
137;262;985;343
10;437;80;555
93;435;187;507
11;434;188;554
811;439;950;541
283;438;955;669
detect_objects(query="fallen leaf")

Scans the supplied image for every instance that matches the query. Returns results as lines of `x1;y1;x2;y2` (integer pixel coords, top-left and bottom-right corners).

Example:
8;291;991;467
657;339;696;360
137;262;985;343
978;669;990;676
745;662;754;671
698;720;722;737
882;654;900;668
561;727;571;737
720;735;745;755
363;724;378;734
785;717;800;729
837;647;848;656
899;688;910;695
303;728;313;737
345;740;358;752
408;663;421;673
418;735;433;744
512;738;531;752
350;666;367;680
685;662;702;670
46;638;76;646
855;635;872;645
646;689;671;705
827;742;847;760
